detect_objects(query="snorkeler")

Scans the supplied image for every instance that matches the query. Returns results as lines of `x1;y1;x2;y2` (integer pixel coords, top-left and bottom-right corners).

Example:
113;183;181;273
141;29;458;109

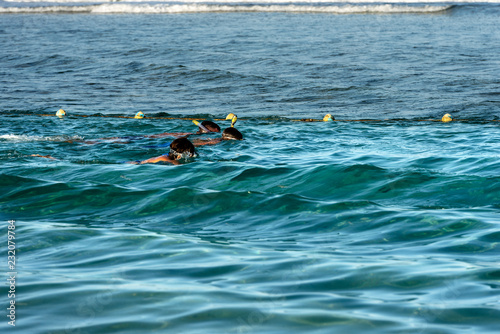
128;137;196;165
147;120;221;139
32;138;196;165
76;120;221;145
191;127;243;147
190;113;241;146
194;120;221;134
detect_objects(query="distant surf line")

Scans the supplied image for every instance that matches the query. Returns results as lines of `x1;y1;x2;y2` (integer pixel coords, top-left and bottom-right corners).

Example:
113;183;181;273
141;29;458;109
0;3;455;15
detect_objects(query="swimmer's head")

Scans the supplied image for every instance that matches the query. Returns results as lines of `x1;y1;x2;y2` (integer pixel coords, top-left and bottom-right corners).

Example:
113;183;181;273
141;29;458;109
135;111;145;119
169;138;196;160
56;109;66;117
226;113;237;127
195;120;220;134
323;114;334;122
222;127;243;141
442;113;453;123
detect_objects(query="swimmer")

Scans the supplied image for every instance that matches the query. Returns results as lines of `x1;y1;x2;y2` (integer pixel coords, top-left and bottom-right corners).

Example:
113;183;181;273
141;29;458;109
33;138;196;165
128;137;196;165
194;120;221;134
74;120;220;145
143;120;220;141
61;118;222;146
191;127;243;147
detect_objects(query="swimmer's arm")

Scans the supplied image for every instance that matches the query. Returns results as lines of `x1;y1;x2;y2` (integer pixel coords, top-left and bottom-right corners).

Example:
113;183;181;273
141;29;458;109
31;154;57;160
140;155;171;164
80;136;135;145
65;138;120;145
78;140;100;145
80;136;119;144
126;155;179;165
192;138;223;147
89;138;133;145
147;132;192;139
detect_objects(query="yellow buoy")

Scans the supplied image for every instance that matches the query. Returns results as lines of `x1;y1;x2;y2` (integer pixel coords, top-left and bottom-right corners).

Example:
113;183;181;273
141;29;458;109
442;113;453;123
226;113;237;127
56;109;66;117
134;111;145;119
323;114;334;122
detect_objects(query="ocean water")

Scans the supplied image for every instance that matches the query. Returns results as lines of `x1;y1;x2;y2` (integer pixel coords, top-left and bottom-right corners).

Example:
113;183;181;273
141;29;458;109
1;1;500;333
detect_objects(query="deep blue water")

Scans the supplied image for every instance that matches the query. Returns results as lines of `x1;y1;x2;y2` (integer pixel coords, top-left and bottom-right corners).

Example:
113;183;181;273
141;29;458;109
1;3;500;334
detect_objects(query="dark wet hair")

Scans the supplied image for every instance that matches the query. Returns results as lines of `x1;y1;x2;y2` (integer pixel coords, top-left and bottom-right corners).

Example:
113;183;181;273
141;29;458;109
170;138;195;158
198;121;220;133
222;127;243;140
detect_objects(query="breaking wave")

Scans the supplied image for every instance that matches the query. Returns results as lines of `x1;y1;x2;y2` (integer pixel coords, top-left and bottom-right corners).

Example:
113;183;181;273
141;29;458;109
0;3;455;14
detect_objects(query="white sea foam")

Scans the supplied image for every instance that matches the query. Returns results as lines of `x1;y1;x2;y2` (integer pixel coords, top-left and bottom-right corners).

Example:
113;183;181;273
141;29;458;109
3;0;500;3
0;3;457;14
0;134;83;142
2;0;497;14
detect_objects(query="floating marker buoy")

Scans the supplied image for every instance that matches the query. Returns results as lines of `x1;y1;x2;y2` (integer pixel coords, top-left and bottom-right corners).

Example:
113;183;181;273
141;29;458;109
323;114;334;122
226;113;237;127
56;109;66;117
442;113;453;123
16;110;500;123
134;111;145;119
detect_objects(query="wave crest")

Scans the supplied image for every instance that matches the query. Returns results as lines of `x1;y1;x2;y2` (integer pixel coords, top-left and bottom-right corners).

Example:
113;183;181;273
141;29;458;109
0;3;454;14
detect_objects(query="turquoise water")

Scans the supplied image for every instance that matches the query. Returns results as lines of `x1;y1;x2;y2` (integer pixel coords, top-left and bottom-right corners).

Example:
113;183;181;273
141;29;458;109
2;116;500;333
1;4;500;334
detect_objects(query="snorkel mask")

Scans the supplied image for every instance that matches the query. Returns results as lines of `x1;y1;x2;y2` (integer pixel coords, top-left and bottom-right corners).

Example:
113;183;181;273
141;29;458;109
169;148;195;160
222;133;237;140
